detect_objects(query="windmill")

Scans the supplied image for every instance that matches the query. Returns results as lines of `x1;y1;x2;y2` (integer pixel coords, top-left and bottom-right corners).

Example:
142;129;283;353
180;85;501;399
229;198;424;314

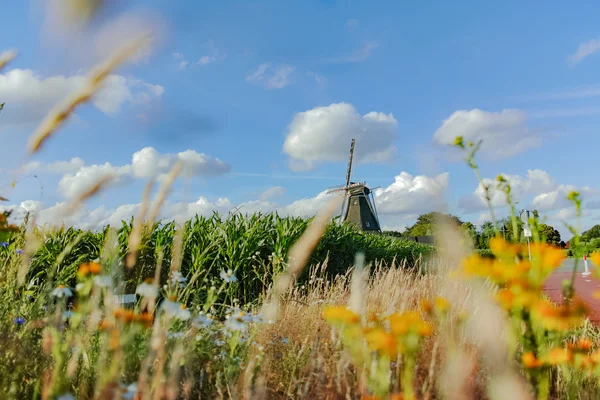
326;139;382;232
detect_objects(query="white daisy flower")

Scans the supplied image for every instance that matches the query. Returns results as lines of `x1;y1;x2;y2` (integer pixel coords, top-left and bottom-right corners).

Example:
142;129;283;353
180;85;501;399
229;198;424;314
161;299;191;321
170;271;188;287
192;313;214;328
136;282;158;298
219;269;237;283
51;285;73;298
225;309;249;332
167;331;185;340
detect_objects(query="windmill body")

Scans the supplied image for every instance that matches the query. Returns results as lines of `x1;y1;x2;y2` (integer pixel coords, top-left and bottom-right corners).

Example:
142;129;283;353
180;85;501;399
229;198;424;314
326;139;382;232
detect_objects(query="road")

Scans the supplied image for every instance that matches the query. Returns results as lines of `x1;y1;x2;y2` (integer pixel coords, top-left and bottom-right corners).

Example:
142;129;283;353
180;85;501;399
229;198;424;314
543;257;600;324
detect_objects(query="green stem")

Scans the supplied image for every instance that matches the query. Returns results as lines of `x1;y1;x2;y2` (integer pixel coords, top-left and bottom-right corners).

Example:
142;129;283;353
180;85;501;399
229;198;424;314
472;168;499;234
402;355;416;400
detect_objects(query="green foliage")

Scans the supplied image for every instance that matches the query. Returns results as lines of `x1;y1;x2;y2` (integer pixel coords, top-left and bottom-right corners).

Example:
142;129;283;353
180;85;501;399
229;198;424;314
475;248;495;259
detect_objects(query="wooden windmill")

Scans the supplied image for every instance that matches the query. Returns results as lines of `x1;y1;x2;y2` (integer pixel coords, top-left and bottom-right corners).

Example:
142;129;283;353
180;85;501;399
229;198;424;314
326;139;382;232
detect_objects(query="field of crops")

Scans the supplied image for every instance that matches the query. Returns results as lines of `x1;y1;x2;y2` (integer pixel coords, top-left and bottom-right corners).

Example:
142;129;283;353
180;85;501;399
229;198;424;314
4;213;432;305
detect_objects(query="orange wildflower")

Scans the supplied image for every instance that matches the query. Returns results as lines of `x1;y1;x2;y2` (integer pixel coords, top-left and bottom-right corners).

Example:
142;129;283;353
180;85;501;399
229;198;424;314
113;308;135;323
78;263;90;277
134;312;153;328
78;261;102;276
567;338;594;352
109;329;120;350
87;261;102;274
522;351;542;368
531;298;588;331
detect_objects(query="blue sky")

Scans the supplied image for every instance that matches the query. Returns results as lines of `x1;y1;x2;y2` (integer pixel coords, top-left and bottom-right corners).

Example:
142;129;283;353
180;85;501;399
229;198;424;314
2;0;600;239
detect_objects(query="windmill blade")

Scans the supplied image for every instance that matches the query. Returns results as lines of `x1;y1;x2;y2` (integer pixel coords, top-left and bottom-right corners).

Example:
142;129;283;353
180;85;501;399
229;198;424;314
345;139;355;187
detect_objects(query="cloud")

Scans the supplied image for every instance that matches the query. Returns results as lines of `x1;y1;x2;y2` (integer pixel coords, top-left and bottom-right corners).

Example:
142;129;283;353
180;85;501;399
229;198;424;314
459;169;595;215
246;64;295;89
197;56;216;66
178;60;189;70
374;172;449;215
260;186;286;201
19;147;231;199
567;39;600;66
307;71;327;88
0;69;164;130
324;41;378;64
48;157;86;174
283;102;397;171
2;168;451;231
58;163;132;198
433;109;542;160
131;147;231;179
532;185;596;211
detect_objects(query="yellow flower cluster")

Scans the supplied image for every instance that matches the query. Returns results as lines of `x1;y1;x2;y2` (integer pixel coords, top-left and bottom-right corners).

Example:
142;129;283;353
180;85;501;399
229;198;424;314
460;237;588;329
522;338;599;371
462;237;564;290
323;302;438;358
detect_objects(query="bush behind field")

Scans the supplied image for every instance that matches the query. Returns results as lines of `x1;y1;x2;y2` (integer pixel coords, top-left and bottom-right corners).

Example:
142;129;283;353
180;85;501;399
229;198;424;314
15;212;433;304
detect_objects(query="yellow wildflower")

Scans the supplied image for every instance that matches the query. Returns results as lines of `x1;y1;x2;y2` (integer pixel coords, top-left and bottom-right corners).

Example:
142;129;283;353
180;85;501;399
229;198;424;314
435;296;450;313
490;236;520;258
546;348;571;365
323;306;360;325
531;298;588;331
591;252;600;268
364;327;398;357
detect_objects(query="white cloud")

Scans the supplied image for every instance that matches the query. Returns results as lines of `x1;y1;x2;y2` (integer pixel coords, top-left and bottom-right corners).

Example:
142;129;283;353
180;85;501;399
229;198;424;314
323;42;378;64
260;186;286;201
459;169;596;216
197;56;216;66
2;168;452;231
131;147;231;179
567;39;600;66
307;71;327;88
0;69;164;129
17;147;230;199
532;185;596;211
283;102;397;171
459;169;556;212
374;172;449;215
433;109;542;160
57;163;132;198
178;60;189;70
48;157;86;174
246;64;295;89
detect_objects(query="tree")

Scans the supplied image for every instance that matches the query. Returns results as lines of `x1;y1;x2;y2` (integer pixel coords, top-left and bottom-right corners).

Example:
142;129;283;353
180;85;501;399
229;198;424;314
405;212;463;237
460;221;479;248
539;224;561;246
